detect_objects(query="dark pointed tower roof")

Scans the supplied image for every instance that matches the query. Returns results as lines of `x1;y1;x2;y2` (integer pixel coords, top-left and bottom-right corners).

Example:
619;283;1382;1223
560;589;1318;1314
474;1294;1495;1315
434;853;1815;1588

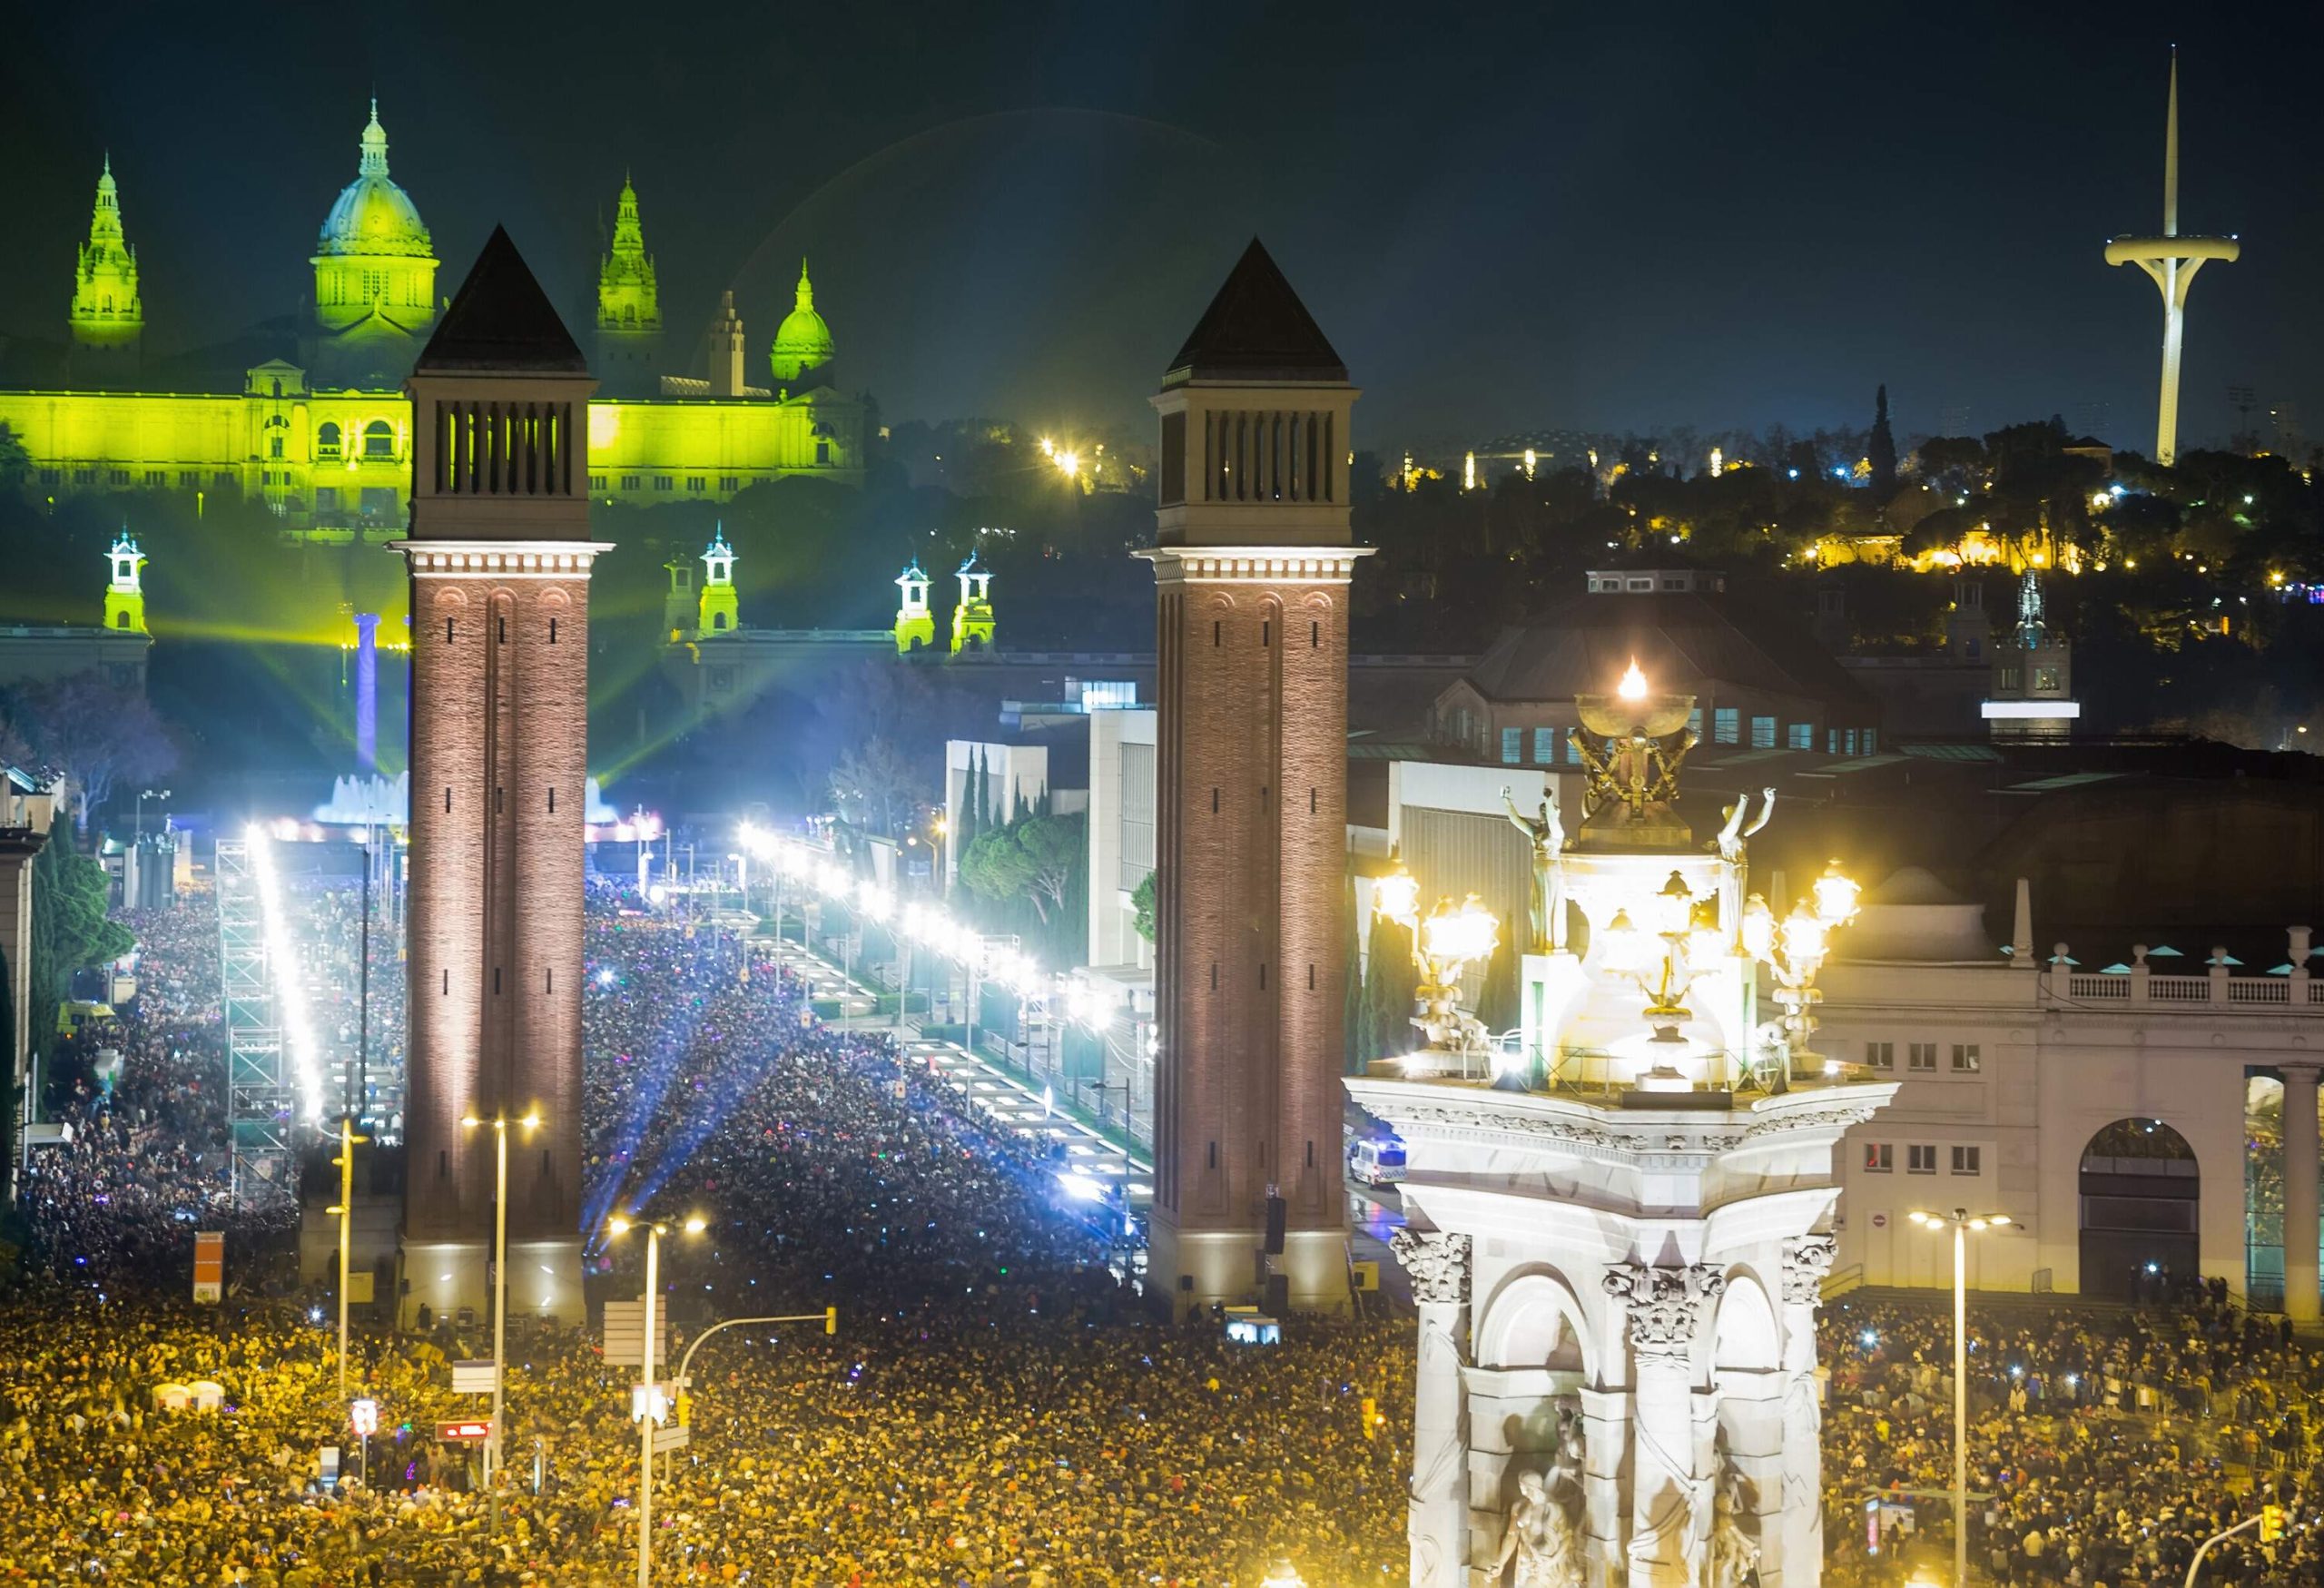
1164;238;1346;386
416;225;588;374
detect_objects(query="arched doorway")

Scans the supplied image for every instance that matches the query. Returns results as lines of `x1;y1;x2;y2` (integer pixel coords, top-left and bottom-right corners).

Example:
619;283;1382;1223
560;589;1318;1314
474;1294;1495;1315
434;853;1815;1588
2079;1118;2199;1300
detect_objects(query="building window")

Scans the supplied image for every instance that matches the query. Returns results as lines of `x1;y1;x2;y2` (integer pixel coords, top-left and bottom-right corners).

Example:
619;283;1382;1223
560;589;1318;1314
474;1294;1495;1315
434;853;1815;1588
1827;728;1839;754
271;436;285;459
317;487;340;513
110;469;130;486
1951;1043;1981;1073
2034;666;2060;692
215;471;233;488
1865;1041;1893;1070
1864;1143;1893;1173
1951;1146;1983;1175
178;470;199;488
710;666;734;692
1501;727;1521;765
686;476;706;494
620;475;639;490
588;474;608;491
1750;715;1776;749
1863;728;1878;753
719;475;739;491
1787;722;1812;750
1687;706;1703;738
1908;1042;1936;1072
1532;727;1556;764
1999;665;2023;692
143;469;165;487
1713;707;1739;745
363;420;395;459
1845;728;1860;755
815;440;832;465
1907;1145;1937;1174
317;421;342;459
653;475;674;491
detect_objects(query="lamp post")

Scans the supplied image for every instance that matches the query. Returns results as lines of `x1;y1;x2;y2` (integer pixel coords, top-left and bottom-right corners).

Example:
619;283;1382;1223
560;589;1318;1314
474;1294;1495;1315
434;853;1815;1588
1740;859;1861;1092
608;1212;707;1588
1413;893;1498;1061
1907;1207;2011;1588
325;1115;369;1399
134;786;171;842
460;1110;541;1488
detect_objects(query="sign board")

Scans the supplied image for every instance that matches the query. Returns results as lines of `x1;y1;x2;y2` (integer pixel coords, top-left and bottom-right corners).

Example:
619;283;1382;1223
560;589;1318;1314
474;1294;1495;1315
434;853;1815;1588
1226;1314;1283;1346
347;1271;374;1305
350;1398;379;1437
1870;1212;1888;1229
602;1300;662;1368
1350;1260;1380;1292
651;1424;690;1454
891;1078;909;1100
436;1419;493;1444
320;1445;341;1479
451;1360;497;1396
192;1231;223;1304
630;1382;674;1424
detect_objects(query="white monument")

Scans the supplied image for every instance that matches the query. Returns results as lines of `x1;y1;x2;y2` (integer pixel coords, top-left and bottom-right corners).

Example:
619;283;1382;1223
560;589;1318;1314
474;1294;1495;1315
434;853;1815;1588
1354;661;1896;1588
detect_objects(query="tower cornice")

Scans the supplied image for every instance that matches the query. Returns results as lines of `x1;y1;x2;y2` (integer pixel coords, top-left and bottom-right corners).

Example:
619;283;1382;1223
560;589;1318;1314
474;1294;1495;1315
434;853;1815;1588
1134;545;1372;585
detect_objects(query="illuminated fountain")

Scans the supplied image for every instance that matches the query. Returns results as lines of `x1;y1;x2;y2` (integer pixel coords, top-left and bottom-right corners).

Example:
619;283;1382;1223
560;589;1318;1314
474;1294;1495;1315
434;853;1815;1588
1354;662;1895;1588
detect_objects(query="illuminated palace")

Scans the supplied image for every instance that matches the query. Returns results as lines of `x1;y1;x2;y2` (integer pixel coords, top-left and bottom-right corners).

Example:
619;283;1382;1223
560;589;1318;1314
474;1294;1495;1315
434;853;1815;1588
0;104;864;536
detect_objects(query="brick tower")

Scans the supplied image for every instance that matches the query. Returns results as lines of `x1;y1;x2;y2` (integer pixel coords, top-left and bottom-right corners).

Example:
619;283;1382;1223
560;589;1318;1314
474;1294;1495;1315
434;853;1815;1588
1139;240;1363;1316
395;228;601;1328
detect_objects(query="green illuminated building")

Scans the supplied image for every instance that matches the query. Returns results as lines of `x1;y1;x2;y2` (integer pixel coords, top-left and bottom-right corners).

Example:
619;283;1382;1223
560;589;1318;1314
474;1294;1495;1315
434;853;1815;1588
68;157;141;361
697;529;740;636
0;106;864;538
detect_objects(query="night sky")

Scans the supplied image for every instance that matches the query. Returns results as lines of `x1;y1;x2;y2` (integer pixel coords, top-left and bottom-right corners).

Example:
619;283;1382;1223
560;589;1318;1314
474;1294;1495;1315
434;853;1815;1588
4;2;2319;452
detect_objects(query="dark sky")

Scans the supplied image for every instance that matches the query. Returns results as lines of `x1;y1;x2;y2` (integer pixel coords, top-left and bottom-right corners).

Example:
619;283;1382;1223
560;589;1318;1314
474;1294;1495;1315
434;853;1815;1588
4;2;2318;453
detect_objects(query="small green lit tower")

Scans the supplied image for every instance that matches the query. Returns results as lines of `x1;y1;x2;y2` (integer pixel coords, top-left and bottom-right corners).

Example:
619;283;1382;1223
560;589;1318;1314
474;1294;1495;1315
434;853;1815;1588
950;549;994;655
103;530;147;634
893;558;934;653
769;259;835;390
595;174;662;391
662;551;696;640
698;528;740;636
69;156;143;358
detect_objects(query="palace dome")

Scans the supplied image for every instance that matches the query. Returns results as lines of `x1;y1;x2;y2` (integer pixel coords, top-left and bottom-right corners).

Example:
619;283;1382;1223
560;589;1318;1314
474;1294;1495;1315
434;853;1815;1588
317;102;432;259
769;259;834;383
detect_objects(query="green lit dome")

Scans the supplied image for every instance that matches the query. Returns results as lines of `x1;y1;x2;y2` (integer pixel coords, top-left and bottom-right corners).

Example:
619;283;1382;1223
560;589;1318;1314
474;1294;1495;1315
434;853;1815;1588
318;102;432;259
769;259;834;383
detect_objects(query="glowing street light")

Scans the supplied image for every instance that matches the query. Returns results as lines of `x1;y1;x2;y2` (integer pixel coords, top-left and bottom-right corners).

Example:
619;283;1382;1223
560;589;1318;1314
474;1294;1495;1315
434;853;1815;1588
1409;893;1499;1057
460;1110;543;1488
1260;1564;1308;1588
606;1210;709;1588
1373;856;1420;932
1906;1208;2011;1588
1743;857;1862;1091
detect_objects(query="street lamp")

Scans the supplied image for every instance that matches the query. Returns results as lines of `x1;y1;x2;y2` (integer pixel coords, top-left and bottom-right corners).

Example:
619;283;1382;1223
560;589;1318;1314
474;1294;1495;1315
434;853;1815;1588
135;786;171;842
1411;893;1498;1058
324;1116;369;1399
1259;1563;1307;1588
1740;858;1861;1092
606;1211;709;1588
460;1110;542;1488
1907;1207;2012;1588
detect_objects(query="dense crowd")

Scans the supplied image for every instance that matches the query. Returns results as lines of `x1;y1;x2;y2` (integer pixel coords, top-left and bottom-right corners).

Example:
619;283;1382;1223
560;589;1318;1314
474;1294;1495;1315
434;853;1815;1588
1819;1295;2324;1587
0;884;1407;1584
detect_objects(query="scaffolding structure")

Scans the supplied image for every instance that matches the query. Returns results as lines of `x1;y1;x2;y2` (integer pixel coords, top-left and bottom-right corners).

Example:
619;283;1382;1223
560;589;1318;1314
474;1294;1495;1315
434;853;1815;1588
215;838;292;1200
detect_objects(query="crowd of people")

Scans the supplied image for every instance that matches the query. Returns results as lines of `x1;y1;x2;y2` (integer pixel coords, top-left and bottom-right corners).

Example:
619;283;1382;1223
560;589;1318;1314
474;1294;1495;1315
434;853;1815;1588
1819;1294;2324;1588
0;883;1408;1584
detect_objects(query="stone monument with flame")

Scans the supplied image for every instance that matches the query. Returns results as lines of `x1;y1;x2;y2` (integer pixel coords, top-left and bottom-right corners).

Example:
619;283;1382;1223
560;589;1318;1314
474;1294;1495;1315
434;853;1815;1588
1353;662;1896;1588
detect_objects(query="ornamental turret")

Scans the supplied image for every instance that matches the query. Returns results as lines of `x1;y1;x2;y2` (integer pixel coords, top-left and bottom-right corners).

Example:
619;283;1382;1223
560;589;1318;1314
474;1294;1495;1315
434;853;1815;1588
950;549;994;655
595;174;662;393
894;558;934;653
69;157;143;359
697;528;739;636
103;530;147;635
769;259;835;390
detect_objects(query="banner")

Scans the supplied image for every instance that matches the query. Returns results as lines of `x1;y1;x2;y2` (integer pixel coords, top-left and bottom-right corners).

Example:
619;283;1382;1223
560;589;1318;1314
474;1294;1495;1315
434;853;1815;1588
192;1232;223;1304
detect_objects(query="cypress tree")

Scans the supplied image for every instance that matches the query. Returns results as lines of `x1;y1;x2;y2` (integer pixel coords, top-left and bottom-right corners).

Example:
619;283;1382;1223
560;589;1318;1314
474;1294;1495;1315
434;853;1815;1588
1868;384;1898;496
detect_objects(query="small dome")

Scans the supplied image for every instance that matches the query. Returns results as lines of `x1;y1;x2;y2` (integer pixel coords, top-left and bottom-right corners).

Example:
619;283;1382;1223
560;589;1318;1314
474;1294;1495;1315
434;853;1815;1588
318;101;432;258
769;259;834;382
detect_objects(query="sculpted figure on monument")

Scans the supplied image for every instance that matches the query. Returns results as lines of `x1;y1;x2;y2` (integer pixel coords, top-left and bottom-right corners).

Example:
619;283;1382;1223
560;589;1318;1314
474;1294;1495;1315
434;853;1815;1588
1501;784;1565;953
1491;1470;1583;1588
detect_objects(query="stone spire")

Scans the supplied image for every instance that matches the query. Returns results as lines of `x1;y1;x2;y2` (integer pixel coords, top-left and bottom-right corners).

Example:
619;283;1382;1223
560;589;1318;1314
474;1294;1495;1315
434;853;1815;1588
596;174;660;332
360;97;390;177
69;154;143;351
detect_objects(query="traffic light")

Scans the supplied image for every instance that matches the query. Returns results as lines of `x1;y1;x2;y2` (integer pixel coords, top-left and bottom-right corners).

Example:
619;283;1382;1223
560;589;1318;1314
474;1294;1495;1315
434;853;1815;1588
676;1392;693;1429
2260;1504;2286;1543
1361;1396;1378;1440
824;1306;839;1336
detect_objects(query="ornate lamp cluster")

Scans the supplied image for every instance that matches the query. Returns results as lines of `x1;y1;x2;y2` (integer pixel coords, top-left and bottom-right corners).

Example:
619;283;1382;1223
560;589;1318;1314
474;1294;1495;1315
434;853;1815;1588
1740;860;1862;1086
1374;858;1500;1059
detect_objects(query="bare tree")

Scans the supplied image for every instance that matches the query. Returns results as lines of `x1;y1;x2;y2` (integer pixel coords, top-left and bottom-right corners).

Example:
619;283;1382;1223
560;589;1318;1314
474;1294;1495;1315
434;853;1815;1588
16;671;175;832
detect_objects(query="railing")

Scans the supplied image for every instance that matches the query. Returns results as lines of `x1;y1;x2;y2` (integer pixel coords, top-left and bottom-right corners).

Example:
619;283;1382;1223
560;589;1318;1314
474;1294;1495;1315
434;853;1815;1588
1821;1263;1865;1300
2230;980;2291;1004
2067;974;2130;1000
2149;974;2212;1001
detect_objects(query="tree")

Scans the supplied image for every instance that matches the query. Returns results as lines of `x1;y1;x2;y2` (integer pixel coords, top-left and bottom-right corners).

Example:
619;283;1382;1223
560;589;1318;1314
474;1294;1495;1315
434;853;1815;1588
827;736;923;840
1360;914;1420;1063
14;672;175;833
1130;872;1157;943
1867;386;1898;497
1011;813;1084;926
29;839;133;1067
0;422;28;495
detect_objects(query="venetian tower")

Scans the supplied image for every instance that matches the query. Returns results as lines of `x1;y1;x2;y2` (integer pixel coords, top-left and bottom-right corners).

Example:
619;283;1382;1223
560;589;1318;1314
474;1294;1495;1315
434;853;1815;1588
2105;52;2238;468
68;157;142;366
394;226;601;1328
950;550;995;654
1137;239;1364;1317
595;175;662;392
893;559;935;653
